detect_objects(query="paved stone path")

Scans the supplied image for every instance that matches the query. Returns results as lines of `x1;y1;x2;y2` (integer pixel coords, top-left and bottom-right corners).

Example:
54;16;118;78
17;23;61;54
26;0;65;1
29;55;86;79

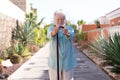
8;43;112;80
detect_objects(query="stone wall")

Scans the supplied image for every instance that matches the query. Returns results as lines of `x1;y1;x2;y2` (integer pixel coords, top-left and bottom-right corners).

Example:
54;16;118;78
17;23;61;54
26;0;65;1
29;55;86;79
0;12;17;50
0;0;25;50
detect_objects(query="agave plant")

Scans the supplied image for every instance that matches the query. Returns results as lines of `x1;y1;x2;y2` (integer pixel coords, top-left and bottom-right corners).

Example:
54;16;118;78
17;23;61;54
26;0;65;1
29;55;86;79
12;20;36;45
89;32;120;73
103;33;120;73
90;34;107;54
12;6;44;46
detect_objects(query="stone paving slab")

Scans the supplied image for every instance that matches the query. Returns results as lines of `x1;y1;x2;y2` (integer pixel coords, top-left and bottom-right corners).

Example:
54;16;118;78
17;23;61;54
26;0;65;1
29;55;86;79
8;43;112;80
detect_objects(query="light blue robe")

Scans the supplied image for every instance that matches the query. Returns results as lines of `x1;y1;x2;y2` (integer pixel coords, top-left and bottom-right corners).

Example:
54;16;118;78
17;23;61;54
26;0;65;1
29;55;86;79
47;25;77;72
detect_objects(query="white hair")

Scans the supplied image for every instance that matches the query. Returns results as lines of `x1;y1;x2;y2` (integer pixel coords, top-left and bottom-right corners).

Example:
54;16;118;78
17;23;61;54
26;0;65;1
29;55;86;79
54;10;66;19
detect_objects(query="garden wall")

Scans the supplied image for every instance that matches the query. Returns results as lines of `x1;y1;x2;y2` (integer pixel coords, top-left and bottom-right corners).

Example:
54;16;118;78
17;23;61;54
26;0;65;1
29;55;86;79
0;0;25;50
82;24;110;31
84;25;120;42
0;13;16;49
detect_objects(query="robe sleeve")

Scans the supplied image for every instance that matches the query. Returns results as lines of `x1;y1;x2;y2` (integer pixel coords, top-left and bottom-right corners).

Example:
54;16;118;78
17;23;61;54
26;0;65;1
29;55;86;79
47;26;56;40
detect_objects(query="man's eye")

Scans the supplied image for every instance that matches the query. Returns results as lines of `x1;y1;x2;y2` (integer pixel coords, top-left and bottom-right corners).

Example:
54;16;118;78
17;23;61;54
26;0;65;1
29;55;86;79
56;19;64;21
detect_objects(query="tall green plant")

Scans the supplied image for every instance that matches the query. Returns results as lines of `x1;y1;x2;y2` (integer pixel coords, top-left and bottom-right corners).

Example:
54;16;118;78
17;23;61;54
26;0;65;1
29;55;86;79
12;6;45;46
74;31;87;42
90;34;107;54
103;33;120;73
33;28;46;46
12;42;25;56
90;33;120;73
12;20;36;45
77;19;86;25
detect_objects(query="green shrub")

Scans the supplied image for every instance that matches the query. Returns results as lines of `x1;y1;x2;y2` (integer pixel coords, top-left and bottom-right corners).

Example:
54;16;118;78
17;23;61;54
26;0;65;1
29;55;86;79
77;19;86;25
34;28;47;47
74;31;87;42
5;42;30;58
4;47;14;59
13;42;25;56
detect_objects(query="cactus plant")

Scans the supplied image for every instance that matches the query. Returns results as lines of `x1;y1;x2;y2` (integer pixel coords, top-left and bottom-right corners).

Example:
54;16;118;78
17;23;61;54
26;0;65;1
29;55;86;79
10;54;22;64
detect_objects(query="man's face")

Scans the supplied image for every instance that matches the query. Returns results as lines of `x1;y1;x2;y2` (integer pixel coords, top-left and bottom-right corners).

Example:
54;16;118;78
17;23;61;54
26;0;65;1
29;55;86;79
54;14;65;26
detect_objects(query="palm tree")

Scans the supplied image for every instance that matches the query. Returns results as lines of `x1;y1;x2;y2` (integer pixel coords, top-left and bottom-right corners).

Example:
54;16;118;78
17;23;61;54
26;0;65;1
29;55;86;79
77;19;86;31
77;19;86;26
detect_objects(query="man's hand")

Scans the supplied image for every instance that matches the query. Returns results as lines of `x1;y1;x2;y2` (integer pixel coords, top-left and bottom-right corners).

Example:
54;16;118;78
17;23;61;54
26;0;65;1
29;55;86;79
63;29;70;37
51;27;59;36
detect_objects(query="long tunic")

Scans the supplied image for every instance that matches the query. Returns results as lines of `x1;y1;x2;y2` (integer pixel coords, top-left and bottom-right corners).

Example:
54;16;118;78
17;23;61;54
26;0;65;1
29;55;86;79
47;25;77;72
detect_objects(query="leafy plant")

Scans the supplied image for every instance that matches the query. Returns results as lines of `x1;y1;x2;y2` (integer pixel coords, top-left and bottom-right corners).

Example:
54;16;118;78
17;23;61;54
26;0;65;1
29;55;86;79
12;19;36;46
5;42;30;58
13;42;25;56
44;23;53;35
34;28;46;46
74;31;87;42
12;6;45;46
77;19;86;25
4;46;14;59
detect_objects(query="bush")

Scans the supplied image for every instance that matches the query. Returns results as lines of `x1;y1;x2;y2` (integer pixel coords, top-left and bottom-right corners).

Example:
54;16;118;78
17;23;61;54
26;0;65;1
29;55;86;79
74;31;87;42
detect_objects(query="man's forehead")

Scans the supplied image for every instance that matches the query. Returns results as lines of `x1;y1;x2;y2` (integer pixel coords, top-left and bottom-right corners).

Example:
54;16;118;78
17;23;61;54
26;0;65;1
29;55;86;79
54;13;65;19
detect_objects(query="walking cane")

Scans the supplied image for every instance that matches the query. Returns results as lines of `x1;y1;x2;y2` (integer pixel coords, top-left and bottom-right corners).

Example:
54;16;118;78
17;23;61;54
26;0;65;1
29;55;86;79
56;32;59;80
56;26;64;80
